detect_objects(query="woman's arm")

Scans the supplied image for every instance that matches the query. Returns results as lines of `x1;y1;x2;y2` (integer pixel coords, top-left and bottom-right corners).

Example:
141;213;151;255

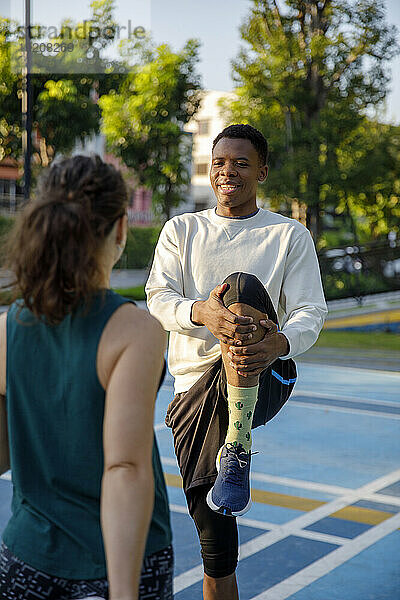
99;305;166;600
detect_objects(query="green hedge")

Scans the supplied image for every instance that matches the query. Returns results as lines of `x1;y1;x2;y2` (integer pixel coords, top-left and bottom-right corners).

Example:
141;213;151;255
0;215;14;238
113;286;146;301
0;215;15;266
321;271;393;301
0;217;161;271
116;226;162;269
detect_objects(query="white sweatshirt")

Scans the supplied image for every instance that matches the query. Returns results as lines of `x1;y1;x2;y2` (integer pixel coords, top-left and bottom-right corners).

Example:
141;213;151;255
146;207;327;393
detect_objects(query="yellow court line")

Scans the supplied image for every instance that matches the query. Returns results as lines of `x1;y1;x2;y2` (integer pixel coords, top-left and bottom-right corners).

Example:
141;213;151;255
163;472;396;527
164;473;183;488
325;308;400;329
331;505;394;526
251;488;324;511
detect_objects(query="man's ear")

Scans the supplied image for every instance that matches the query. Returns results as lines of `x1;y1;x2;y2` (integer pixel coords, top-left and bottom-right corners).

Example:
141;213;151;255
258;164;268;183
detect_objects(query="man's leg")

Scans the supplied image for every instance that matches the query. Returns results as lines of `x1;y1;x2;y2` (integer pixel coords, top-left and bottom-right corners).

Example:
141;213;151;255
207;272;275;517
221;301;266;420
223;302;265;427
203;572;238;600
202;273;276;597
201;303;266;598
187;487;239;600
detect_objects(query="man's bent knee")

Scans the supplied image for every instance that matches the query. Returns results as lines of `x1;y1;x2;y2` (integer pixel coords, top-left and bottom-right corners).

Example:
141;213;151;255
222;272;277;322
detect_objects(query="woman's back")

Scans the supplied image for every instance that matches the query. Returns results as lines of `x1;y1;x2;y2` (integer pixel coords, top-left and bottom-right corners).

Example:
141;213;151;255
5;290;169;579
0;154;172;600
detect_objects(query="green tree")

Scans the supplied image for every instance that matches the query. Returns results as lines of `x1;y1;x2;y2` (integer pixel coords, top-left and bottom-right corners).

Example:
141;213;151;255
0;21;22;161
334;119;400;242
0;0;126;169
34;79;100;165
100;39;202;221
226;0;398;241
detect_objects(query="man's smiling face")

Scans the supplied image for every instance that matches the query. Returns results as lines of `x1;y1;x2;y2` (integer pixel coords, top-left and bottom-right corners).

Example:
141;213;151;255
210;137;268;217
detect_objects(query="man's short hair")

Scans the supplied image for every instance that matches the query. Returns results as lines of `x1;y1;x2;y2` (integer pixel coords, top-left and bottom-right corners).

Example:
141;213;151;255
212;124;269;165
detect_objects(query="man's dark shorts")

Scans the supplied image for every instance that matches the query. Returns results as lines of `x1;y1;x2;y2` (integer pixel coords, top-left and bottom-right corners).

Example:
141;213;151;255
165;273;297;578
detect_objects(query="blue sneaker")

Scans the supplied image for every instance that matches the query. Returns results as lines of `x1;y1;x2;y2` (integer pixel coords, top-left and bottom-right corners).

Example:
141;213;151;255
206;442;252;517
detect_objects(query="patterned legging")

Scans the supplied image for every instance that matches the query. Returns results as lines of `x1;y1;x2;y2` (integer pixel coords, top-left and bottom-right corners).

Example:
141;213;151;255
0;542;173;600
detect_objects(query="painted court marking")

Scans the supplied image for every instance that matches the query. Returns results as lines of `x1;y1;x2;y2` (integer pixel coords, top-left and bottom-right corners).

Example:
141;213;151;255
169;503;351;547
162;454;353;496
162;457;400;510
291;396;400;415
154;422;168;432
249;511;400;599
292;389;400;408
287;400;400;420
173;468;400;594
296;361;400;377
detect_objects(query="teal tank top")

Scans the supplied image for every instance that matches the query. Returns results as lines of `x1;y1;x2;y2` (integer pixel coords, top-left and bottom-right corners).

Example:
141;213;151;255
3;290;171;579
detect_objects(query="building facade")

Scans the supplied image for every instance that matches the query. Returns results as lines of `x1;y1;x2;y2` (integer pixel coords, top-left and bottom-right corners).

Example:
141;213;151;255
185;90;236;212
0;158;23;214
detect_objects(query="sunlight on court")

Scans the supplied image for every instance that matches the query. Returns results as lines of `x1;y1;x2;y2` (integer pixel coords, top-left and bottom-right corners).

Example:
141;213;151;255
155;361;400;599
0;362;399;599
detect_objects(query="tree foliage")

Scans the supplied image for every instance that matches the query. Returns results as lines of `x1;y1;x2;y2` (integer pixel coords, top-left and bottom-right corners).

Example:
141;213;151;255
226;0;399;242
1;0;201;220
0;0;125;170
100;39;202;220
334;119;400;242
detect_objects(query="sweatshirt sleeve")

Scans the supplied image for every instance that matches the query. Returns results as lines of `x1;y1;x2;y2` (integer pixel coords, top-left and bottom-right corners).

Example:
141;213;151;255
145;219;202;332
279;230;328;359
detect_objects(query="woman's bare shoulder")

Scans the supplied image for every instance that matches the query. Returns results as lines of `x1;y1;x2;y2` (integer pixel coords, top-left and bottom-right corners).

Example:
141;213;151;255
106;303;165;342
97;303;165;390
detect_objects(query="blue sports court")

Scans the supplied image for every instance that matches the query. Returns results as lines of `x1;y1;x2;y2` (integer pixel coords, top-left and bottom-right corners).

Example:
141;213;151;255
1;360;399;599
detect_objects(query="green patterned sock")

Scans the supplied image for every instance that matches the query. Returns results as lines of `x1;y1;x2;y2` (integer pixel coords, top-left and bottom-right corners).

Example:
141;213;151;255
225;384;259;452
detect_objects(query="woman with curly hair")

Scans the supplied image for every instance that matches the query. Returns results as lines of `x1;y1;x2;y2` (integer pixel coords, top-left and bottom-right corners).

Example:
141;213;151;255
0;155;173;600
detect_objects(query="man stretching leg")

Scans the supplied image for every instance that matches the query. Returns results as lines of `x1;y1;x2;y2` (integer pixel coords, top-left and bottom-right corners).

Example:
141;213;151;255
146;124;327;599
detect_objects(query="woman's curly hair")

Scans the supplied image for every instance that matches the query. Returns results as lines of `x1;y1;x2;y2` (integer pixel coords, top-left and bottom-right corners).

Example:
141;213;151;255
6;154;128;324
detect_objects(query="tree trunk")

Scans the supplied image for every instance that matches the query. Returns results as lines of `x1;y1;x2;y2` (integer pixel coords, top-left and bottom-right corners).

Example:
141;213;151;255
163;180;173;222
306;202;320;242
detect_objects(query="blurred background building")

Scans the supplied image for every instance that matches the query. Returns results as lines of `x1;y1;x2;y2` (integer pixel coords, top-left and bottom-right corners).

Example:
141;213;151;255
0;158;23;215
185;90;235;212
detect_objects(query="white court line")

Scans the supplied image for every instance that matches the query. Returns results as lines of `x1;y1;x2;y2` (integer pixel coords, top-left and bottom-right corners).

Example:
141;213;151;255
237;467;400;561
237;516;286;531
169;504;350;547
291;528;351;547
297;361;400;377
362;491;400;507
0;472;11;481
162;385;400;405
244;475;400;508
162;385;400;406
287;400;400;420
169;503;188;515
292;389;400;408
161;456;400;507
250;472;352;496
161;457;178;467
161;384;174;390
154;422;168;432
173;468;400;594
249;511;400;600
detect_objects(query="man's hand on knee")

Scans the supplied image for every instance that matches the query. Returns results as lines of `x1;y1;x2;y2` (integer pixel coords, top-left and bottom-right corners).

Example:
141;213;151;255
227;317;289;377
191;283;257;344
